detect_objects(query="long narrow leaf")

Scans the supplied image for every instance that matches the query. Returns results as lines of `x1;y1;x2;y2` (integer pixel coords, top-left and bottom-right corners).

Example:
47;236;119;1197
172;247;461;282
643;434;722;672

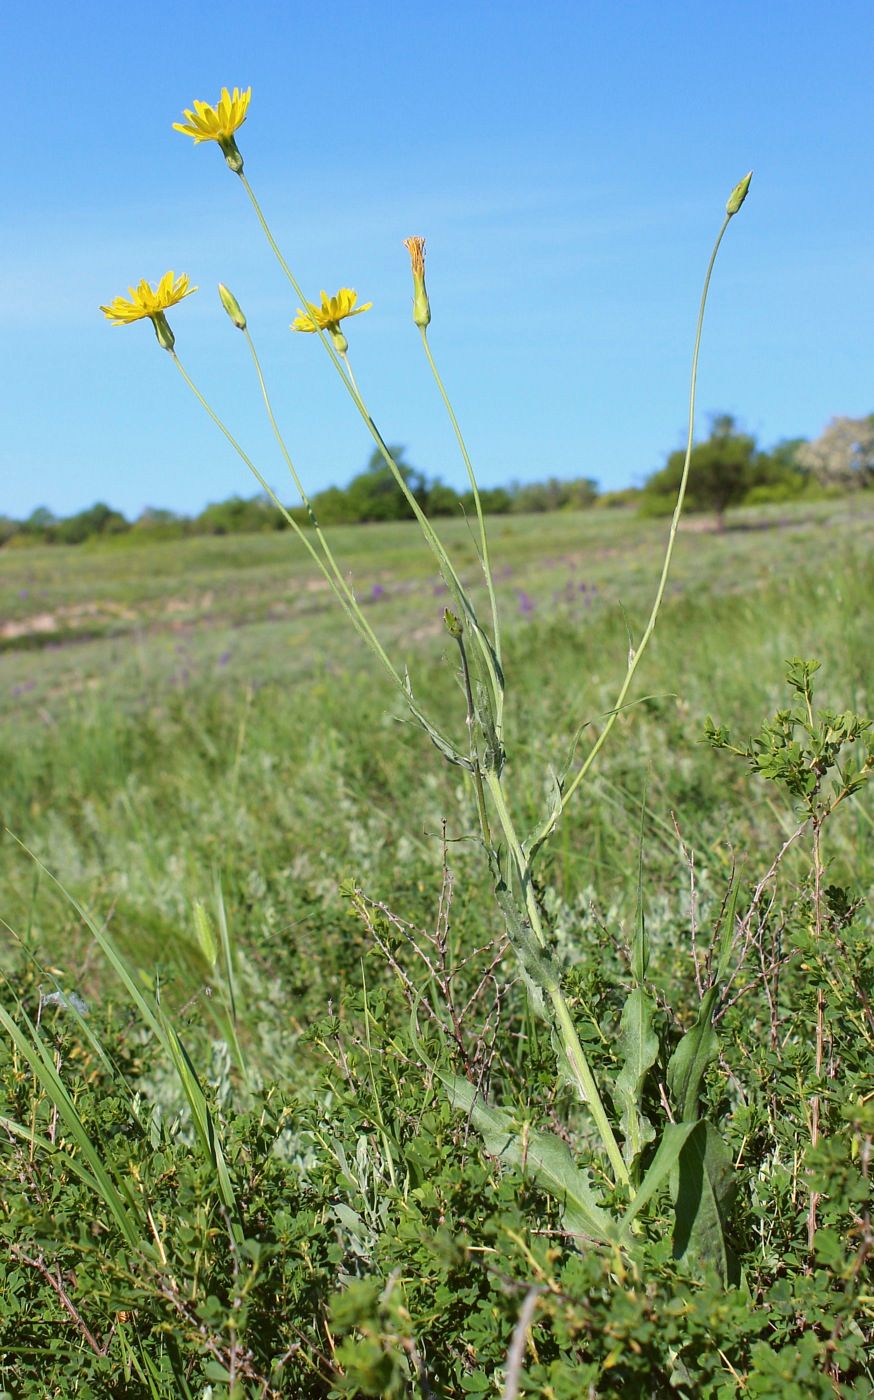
613;987;659;1169
666;986;719;1122
618;1121;698;1237
0;1003;142;1249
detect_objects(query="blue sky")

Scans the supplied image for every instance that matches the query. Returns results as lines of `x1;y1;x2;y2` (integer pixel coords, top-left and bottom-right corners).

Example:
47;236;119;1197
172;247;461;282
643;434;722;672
4;0;873;519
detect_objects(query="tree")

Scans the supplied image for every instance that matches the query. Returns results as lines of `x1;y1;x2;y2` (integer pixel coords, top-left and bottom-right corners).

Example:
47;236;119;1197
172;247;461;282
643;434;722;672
339;446;429;524
641;414;758;530
53;502;130;544
795;415;874;490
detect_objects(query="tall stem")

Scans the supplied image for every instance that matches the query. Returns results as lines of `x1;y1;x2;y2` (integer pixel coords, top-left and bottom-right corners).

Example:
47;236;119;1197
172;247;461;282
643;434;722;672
419;327;503;717
531;213;734;853
236;171;503;722
168;351;459;759
485;769;629;1189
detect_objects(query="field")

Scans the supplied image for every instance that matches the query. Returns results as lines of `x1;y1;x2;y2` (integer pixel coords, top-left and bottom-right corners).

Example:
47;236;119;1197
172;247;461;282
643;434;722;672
1;496;873;1396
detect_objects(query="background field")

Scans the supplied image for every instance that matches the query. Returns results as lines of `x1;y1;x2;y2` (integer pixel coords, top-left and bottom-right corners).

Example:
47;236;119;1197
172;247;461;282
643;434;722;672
2;496;872;1028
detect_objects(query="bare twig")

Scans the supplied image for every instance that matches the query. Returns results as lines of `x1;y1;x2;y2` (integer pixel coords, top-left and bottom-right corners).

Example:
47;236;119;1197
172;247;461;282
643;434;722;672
502;1285;545;1400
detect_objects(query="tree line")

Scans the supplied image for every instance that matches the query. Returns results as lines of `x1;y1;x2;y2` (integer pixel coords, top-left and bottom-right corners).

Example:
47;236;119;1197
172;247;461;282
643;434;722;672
3;414;871;548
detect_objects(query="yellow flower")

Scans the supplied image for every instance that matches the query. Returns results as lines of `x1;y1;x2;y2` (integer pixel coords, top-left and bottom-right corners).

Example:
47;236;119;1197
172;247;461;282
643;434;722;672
173;87;251;171
292;288;372;353
99;272;196;351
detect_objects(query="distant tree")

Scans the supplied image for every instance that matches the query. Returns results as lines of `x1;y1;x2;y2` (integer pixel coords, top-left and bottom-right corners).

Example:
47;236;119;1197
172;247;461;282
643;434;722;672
796;415;874;489
21;506;57;538
426;480;461;516
340;446;428;523
53;502;129;545
511;477;598;513
196;495;284;535
641;413;758;530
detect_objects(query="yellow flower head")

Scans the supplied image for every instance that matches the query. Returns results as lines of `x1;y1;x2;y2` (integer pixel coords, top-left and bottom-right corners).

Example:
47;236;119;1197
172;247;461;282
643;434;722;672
292;288;372;352
173;87;251;172
99;272;196;351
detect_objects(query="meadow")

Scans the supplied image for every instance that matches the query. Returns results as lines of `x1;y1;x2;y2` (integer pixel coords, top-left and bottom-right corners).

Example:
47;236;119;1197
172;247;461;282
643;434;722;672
1;495;872;1396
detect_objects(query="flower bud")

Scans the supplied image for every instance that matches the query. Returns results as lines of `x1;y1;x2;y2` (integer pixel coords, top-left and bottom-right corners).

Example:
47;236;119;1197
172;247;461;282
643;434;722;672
726;171;753;217
443;607;462;638
218;283;247;330
151;311;176;352
403;237;431;328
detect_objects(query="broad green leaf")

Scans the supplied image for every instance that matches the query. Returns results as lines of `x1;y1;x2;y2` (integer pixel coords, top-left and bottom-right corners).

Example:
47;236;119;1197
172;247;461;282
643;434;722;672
613;987;659;1170
409;1006;614;1243
441;1071;615;1244
671;1121;739;1285
618;1121;698;1237
666;986;719;1122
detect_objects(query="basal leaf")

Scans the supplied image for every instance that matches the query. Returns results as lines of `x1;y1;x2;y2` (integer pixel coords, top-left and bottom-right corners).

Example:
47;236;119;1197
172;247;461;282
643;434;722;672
671;1121;739;1285
441;1071;616;1244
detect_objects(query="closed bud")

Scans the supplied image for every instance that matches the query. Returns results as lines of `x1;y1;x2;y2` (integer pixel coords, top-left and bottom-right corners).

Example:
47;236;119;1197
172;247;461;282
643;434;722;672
403;237;431;328
443;607;462;638
726;171;753;217
218;283;247;330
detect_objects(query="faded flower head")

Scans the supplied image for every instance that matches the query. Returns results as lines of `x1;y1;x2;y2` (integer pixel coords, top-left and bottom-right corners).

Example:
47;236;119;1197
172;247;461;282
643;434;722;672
292;288;372;352
99;272;197;350
403;237;431;328
173;87;251;171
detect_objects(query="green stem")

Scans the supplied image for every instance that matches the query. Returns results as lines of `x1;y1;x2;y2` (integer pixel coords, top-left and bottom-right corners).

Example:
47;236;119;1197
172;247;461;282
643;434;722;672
242;330;364;617
455;634;492;847
531;213;734;853
168;351;460;759
237;171;503;724
484;769;629;1188
419;327;503;719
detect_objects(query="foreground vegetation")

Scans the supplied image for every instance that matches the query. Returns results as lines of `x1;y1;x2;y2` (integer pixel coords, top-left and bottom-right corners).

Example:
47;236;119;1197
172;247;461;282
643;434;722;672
1;499;872;1397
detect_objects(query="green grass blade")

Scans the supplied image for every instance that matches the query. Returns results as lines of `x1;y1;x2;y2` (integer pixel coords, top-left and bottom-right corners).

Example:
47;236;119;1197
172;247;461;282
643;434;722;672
0;1003;142;1249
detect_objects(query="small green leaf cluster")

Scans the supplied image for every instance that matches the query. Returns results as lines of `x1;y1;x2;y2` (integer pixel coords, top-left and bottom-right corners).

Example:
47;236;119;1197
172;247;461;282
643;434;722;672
705;657;874;815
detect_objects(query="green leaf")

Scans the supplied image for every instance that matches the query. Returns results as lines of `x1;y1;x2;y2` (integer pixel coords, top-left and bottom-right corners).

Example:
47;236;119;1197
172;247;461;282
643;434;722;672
440;1071;616;1244
671;1121;738;1285
613;987;659;1171
492;882;559;1021
667;986;719;1122
409;1006;614;1243
618;1120;698;1237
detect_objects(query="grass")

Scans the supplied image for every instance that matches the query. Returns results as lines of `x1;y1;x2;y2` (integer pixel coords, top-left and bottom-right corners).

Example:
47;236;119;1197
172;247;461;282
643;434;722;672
1;497;873;1395
3;496;872;1008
